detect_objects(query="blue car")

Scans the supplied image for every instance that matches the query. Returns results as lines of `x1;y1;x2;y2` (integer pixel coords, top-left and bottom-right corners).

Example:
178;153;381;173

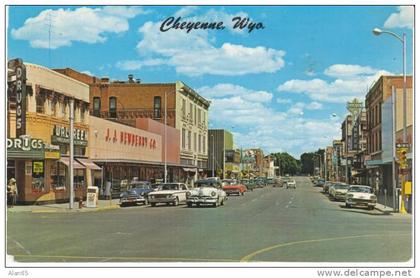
119;181;153;207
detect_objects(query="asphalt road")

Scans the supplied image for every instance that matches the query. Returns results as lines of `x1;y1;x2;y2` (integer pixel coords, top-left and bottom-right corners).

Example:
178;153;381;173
7;177;412;263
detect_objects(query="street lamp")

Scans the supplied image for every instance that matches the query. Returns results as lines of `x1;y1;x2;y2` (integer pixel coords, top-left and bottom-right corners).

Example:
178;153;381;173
372;27;407;144
211;134;215;177
373;27;408;213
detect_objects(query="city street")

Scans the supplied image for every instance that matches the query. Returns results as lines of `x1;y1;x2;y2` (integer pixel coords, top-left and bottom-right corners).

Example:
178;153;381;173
7;177;412;263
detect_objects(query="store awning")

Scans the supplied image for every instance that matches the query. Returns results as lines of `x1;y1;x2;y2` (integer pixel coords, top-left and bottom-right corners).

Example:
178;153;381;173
59;157;85;169
76;158;102;170
183;168;196;172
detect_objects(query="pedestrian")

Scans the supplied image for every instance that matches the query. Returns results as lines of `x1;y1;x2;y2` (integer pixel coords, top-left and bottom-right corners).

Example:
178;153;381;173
7;178;17;208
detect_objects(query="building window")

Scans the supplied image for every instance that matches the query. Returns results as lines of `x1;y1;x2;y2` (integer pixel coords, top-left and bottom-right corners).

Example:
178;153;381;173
36;92;45;113
109;97;117;118
194;107;197;126
198;134;202;153
62;101;67;119
154;96;161;119
182;99;186;117
182;128;186;149
203;136;206;154
188;130;192;150
81;104;85;122
194;132;197;152
189;103;193;123
93;97;101;117
51;99;57;117
198;109;202;126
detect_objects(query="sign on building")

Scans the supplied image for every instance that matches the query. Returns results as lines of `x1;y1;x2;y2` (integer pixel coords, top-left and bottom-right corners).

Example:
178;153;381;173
8;58;27;137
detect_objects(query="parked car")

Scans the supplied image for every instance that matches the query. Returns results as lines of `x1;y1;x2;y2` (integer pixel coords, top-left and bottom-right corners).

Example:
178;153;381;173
255;179;265;188
222;179;247;196
323;181;334;193
315;179;325;187
241;179;256;191
286;179;296;189
345;185;377;210
148;183;190;207
330;183;350;201
266;177;276;187
186;178;227;207
119;181;153;207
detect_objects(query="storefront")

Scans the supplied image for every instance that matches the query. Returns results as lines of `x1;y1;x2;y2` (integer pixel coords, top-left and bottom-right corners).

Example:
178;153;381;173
89;116;165;197
7;136;62;204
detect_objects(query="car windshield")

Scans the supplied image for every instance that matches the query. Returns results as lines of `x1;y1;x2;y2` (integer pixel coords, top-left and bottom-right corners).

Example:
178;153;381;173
334;184;350;190
160;184;180;191
195;180;217;188
130;183;148;189
222;180;236;185
349;186;372;193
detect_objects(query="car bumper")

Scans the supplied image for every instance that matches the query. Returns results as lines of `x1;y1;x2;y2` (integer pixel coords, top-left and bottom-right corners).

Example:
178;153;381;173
334;195;346;201
149;197;176;204
224;190;240;195
346;199;376;206
120;197;146;204
187;197;218;204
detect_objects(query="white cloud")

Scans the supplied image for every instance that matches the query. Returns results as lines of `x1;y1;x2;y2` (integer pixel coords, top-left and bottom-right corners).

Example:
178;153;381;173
136;8;286;76
324;64;378;79
81;70;93;76
174;6;199;18
278;64;392;103
199;83;273;103
202;84;341;157
170;44;285;76
276;98;293;104
307;101;323;110
11;6;148;49
384;6;414;29
116;59;167;71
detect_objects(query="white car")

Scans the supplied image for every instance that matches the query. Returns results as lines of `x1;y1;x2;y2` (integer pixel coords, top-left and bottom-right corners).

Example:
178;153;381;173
329;183;350;201
345;185;377;210
286;179;296;189
148;183;190;207
186;178;227;207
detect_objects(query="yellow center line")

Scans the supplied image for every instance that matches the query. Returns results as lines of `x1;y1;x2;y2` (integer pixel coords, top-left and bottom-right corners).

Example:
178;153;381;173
240;233;412;262
12;254;238;262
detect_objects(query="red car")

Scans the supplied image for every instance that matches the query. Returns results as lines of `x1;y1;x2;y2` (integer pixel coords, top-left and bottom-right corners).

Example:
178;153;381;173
222;179;247;196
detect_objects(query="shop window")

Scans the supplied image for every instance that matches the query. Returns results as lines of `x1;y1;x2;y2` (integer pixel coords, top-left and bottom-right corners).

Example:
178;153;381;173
93;97;101;117
74;169;85;190
154;96;161;119
51;161;66;191
109;97;117;118
32;161;45;193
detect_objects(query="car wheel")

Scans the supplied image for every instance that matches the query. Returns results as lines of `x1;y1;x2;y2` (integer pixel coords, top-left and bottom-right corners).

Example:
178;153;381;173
187;202;192;208
173;197;179;206
345;203;351;208
368;206;374;210
151;202;156;207
119;203;126;207
241;192;244;196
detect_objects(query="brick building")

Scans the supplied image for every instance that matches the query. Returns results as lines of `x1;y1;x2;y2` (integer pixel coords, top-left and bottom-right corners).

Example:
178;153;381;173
364;75;413;210
55;69;210;184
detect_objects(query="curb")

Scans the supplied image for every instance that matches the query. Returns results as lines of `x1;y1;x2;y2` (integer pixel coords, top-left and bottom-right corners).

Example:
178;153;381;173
30;204;120;214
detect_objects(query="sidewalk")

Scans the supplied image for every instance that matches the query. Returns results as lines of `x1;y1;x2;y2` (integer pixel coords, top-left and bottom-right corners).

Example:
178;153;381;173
6;199;121;213
374;202;395;214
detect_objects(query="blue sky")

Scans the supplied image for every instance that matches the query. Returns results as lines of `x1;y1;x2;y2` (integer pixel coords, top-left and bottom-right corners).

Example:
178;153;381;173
7;5;414;158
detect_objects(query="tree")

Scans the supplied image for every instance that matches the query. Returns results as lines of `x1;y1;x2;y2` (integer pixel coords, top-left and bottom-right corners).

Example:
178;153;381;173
300;149;325;175
271;152;300;176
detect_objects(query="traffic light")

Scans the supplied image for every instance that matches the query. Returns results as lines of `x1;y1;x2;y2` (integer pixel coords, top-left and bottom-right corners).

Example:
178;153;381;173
397;147;408;169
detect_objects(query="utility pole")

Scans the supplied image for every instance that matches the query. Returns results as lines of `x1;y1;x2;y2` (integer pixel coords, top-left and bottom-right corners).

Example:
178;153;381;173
69;98;74;209
164;91;167;183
